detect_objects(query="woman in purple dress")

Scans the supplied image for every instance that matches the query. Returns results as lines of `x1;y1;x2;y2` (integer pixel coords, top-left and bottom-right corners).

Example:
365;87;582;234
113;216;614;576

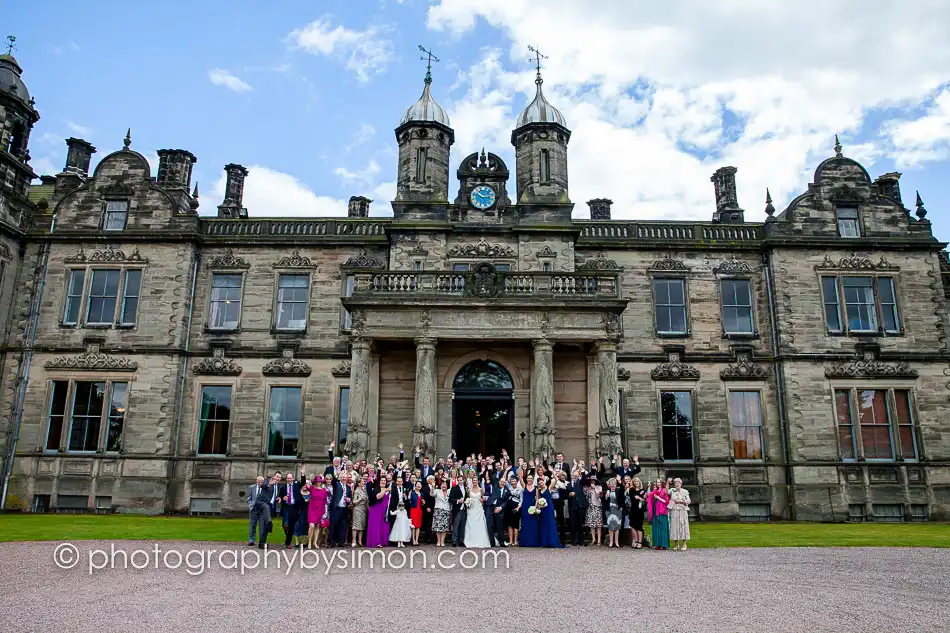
366;475;391;548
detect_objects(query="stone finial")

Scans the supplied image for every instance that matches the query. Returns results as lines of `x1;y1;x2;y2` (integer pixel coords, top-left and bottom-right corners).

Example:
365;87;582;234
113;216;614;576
189;182;200;211
192;182;199;199
587;198;613;220
916;191;928;220
764;188;775;218
834;134;843;157
124;128;132;150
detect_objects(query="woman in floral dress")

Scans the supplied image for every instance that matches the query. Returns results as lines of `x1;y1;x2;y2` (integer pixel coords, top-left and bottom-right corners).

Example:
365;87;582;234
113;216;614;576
668;478;691;551
585;476;604;545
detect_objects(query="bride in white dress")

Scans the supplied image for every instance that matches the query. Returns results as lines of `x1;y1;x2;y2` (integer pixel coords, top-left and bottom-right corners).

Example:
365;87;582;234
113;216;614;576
464;476;492;548
389;478;412;547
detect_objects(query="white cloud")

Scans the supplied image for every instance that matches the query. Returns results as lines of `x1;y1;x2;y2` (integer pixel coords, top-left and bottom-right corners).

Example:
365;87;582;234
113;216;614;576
287;18;394;82
65;120;92;137
208;68;253;93
345;123;377;153
334;159;382;188
427;0;950;219
205;166;347;217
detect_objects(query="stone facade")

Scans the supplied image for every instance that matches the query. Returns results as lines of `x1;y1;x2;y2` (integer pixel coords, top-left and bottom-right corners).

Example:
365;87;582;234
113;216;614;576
0;58;948;523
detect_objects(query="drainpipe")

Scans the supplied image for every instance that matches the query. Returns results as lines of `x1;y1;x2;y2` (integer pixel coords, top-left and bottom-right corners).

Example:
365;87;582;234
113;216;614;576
763;250;796;520
166;246;200;513
1;232;52;510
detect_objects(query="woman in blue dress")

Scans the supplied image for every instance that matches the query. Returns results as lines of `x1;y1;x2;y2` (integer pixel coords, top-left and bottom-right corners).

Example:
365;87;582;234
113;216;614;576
539;477;564;548
518;472;541;547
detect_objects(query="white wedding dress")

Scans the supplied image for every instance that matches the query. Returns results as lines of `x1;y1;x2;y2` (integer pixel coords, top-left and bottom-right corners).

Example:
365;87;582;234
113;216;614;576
389;489;412;544
464;489;492;548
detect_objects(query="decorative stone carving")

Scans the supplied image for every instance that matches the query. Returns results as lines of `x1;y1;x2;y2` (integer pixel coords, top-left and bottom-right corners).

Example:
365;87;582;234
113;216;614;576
602;312;621;337
262;348;312;376
715;256;755;275
100;182;134;198
64;246;148;264
448;237;515;259
412;337;437;453
409;245;429;257
193;347;242;376
650;256;691;273
651;349;700;380
274;250;316;269
577;252;620;270
816;254;900;271
346;338;373;459
342;250;385;269
45;341;137;372
617;366;631;381
350;310;367;336
596;341;622;454
419;309;432;337
721;349;770;380
539;312;551;337
829;184;863;203
208;249;249;270
532;339;556;455
825;349;918;379
0;242;10;260
331;360;351;377
469;263;502;297
535;246;557;258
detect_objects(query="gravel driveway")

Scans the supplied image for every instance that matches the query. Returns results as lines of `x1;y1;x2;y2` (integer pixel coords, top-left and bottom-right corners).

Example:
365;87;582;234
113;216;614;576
2;541;947;633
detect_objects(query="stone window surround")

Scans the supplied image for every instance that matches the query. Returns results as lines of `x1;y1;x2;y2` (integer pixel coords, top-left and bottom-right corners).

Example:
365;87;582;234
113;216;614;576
654;384;699;463
650;274;691;338
340;274;355;332
205;270;247;334
332;381;350;451
263;378;307;459
270;270;313;335
830;381;921;463
194;379;235;457
818;272;904;338
716;275;759;340
41;377;129;455
60;264;145;330
724;385;767;463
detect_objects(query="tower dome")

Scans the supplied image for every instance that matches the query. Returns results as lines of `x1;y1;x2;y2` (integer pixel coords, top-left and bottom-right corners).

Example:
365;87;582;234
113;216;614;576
516;74;566;128
0;54;30;104
400;73;450;127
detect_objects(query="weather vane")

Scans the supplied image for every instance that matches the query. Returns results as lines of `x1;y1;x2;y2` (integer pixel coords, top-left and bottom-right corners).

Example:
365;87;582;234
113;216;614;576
528;44;548;81
5;36;16;56
418;44;439;83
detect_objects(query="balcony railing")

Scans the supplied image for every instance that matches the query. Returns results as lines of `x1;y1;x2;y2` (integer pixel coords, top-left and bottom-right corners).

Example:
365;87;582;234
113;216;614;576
201;218;390;238
351;269;622;300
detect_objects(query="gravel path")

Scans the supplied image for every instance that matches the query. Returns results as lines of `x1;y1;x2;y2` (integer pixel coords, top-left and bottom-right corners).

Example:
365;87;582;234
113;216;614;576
2;541;948;633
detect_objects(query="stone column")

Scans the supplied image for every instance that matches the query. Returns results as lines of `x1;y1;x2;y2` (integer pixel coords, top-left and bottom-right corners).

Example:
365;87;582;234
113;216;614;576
412;337;438;456
531;339;556;457
347;337;373;460
596;340;622;456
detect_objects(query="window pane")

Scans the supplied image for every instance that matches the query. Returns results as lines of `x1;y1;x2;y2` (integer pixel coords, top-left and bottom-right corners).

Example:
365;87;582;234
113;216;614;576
730;391;763;460
276;274;309;330
821;276;841;332
722;280;754;334
858;389;892;459
106;382;128;453
655;279;687;334
835;389;856;459
894;390;917;460
210;274;242;329
660;391;693;460
121;270;142;325
268;387;301;456
338;387;350;449
68;382;105;452
843;277;877;332
198;386;231;455
104;201;128;231
86;270;120;324
877;277;899;333
45;381;69;451
64;270;85;325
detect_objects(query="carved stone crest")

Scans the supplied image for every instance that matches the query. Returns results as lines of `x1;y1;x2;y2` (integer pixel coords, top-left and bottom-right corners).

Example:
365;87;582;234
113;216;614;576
617;366;631;381
816;254;899;271
720;348;770;380
331;360;351;377
100;181;134;198
825;347;918;379
535;246;558;258
409;245;429;257
602;312;621;336
651;349;700;380
448;237;515;259
208;249;250;270
650;256;691;273
262;348;312;376
577;252;620;270
193;347;242;376
45;341;137;372
342;250;385;269
468;263;501;297
274;249;316;269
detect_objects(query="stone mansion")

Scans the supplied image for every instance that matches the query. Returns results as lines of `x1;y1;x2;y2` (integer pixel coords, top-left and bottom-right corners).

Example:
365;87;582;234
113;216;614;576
1;49;949;522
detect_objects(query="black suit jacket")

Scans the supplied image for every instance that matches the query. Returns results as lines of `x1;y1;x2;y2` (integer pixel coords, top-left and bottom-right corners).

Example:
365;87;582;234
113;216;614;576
279;481;304;508
483;481;504;514
448;483;467;511
329;481;350;510
612;460;642;480
567;476;589;511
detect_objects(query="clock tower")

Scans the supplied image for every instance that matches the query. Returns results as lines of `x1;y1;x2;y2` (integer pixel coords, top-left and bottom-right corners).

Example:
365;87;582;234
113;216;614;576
452;149;513;222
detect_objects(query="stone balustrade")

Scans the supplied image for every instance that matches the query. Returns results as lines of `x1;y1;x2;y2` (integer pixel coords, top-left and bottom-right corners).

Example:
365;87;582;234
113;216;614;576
353;269;621;299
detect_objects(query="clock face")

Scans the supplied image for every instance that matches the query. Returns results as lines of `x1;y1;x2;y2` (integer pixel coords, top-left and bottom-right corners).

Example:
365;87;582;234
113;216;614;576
470;185;497;210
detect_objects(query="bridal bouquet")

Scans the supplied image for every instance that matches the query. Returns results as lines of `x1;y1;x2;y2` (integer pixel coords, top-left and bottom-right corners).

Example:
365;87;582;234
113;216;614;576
527;506;539;515
537;498;548;509
464;498;476;509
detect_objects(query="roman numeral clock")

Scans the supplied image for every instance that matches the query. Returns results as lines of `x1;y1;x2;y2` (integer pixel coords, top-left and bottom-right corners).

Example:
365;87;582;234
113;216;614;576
454;149;512;219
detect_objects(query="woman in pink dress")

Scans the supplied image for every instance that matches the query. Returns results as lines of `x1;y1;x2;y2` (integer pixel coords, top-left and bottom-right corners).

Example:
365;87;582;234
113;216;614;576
366;476;391;548
305;475;328;549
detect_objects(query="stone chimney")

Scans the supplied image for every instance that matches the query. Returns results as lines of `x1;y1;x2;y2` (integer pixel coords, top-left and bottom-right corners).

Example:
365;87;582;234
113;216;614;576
711;166;745;224
217;163;249;219
63;137;96;177
873;172;903;206
587;198;613;220
348;196;372;218
156;149;197;190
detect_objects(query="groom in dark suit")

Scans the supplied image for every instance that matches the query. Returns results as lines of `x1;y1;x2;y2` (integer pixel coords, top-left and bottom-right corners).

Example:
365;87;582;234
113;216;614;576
483;477;505;547
448;476;467;547
279;472;304;548
327;476;351;547
567;469;588;546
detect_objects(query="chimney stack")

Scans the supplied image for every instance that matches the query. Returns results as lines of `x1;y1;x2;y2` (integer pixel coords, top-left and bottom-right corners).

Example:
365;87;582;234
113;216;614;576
63;137;96;177
711;166;745;224
348;196;372;218
587;198;613;220
156;149;197;190
873;172;903;206
217;163;249;218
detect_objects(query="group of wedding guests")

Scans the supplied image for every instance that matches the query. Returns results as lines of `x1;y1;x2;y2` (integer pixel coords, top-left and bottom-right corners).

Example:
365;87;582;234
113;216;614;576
246;442;692;551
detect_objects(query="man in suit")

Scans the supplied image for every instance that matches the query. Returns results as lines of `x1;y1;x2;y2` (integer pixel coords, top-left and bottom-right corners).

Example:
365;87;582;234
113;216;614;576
483;476;505;547
448;476;467;547
324;441;341;477
279;472;304;548
248;474;278;548
327;475;351;547
566;468;588;546
611;453;641;479
415;448;435;481
269;471;283;518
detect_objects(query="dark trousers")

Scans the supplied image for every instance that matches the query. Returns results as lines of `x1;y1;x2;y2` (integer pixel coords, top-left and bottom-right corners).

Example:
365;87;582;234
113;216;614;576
422;507;433;543
249;506;271;544
451;506;467;545
485;508;504;546
554;498;566;538
283;505;300;546
329;507;348;545
569;505;586;545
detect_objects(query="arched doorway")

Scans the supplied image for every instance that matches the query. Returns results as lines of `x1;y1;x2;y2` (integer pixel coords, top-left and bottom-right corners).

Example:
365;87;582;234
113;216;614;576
452;359;514;459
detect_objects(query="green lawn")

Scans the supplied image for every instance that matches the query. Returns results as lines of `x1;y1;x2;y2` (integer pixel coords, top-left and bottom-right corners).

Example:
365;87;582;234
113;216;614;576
1;513;949;547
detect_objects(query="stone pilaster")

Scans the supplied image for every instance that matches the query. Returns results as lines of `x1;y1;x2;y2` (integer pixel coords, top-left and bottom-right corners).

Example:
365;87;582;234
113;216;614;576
531;339;556;456
596;340;622;455
412;337;438;456
347;337;373;460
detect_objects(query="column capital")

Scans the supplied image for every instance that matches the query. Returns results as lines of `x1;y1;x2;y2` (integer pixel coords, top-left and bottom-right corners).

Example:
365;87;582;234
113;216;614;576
594;340;618;354
413;336;438;349
351;336;373;352
532;338;554;352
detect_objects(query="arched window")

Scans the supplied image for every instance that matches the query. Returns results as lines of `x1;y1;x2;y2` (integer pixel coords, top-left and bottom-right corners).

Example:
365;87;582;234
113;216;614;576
452;360;513;391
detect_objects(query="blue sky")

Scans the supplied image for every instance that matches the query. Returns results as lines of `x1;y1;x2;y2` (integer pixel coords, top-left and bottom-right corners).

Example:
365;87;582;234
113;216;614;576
6;1;950;242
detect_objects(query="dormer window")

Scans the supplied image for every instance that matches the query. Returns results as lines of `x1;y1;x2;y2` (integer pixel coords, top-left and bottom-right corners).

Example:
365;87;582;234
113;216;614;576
836;206;860;238
103;200;129;231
